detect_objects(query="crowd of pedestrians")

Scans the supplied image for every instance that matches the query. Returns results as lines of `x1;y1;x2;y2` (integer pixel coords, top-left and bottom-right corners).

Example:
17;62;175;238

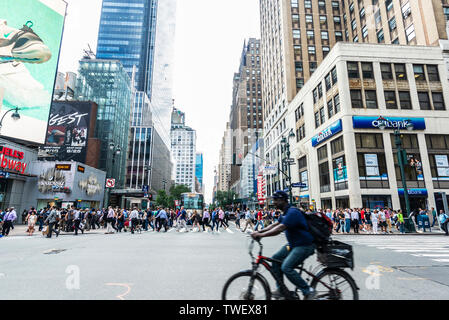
1;204;448;238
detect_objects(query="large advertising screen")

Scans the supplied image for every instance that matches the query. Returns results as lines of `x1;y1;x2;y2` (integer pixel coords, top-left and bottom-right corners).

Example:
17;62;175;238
42;101;92;163
0;0;67;145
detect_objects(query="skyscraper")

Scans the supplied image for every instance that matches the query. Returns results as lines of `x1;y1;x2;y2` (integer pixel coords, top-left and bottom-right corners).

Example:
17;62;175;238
171;108;197;192
96;0;158;97
260;0;449;197
195;153;204;193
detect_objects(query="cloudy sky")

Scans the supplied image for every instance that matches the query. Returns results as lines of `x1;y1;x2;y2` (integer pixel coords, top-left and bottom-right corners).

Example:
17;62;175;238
58;0;261;203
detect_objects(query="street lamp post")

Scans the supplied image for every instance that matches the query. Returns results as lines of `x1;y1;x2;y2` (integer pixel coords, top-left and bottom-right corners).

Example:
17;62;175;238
378;117;416;233
105;142;121;207
0;107;21;133
280;129;296;205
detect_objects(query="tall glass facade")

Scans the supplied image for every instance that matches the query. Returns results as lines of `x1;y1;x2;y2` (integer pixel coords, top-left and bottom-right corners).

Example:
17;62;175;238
96;0;158;97
75;59;132;188
195;153;203;192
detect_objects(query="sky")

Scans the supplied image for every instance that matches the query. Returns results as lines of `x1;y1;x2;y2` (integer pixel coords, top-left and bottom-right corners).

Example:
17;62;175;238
57;0;261;204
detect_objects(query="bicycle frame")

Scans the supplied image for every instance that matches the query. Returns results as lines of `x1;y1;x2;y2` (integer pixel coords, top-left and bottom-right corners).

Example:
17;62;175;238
247;240;336;297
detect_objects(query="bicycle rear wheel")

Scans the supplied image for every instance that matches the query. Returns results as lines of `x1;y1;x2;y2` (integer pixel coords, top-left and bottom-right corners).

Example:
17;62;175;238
222;271;271;300
310;268;359;300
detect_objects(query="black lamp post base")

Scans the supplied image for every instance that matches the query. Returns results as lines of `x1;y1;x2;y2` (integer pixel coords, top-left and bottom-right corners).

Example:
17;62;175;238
404;218;416;233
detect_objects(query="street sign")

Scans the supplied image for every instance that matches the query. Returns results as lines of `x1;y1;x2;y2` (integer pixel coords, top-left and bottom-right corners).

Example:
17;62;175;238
292;182;307;188
106;179;115;188
283;158;295;164
142;185;149;193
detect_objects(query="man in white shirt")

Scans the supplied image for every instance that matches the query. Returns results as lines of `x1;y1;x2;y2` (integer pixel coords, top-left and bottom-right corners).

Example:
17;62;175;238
242;210;254;233
129;208;139;234
106;206;115;234
73;208;84;235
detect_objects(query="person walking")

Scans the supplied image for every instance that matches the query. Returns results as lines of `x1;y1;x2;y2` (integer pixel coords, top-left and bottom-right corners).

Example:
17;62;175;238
439;210;449;236
191;210;201;232
365;209;372;233
242;209;254;232
44;206;60;238
218;207;228;230
177;206;189;232
155;208;168;232
235;208;241;229
372;210;379;234
25;209;37;236
351;209;359;234
1;208;17;236
385;208;393;234
254;209;264;231
202;209;211;232
344;210;351;233
378;209;387;234
129;207;139;234
105;206;115;234
211;209;219;232
397;210;405;234
73;208;84;235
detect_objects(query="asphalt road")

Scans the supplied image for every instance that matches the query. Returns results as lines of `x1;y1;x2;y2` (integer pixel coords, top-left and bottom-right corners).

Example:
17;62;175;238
1;223;449;300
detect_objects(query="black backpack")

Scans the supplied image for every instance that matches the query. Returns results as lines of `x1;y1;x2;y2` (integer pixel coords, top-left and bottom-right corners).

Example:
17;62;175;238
304;211;333;245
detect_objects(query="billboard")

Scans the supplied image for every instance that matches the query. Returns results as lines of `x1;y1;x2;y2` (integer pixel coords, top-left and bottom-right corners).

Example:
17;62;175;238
42;101;93;163
0;0;67;144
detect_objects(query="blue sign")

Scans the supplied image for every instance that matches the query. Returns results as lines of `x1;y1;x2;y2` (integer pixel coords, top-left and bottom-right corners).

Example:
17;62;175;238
398;188;428;196
312;119;343;147
0;171;9;179
142;185;149;193
292;182;307;188
352;116;426;130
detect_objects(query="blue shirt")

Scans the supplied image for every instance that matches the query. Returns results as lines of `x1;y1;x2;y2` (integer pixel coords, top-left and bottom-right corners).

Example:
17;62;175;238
279;206;314;248
156;210;168;220
180;209;187;220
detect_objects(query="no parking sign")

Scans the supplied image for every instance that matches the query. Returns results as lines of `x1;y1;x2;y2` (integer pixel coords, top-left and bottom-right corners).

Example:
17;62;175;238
106;179;115;188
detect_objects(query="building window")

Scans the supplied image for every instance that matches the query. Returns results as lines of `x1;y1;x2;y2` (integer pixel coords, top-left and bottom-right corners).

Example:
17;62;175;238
296;78;304;89
365;90;378;108
432;92;446;110
321;30;329;39
395;64;407;80
335;31;343;42
406;24;415;42
304;0;312;9
399;91;412;109
384;91;397;109
380;63;393;80
328;99;334;118
319;162;331;193
310;62;318;74
427;65;440;82
320;107;325;124
351;90;363;108
413;64;426;81
292;14;300;23
418;92;431;110
362;25;368;38
334;94;340;113
402;2;411;19
315;112;320;128
347;61;359;78
389;16;397;31
308;45;316;54
361;62;374;79
295;61;303;72
377;29;385;43
323;46;330;57
325;73;332;91
331;67;338;84
318;145;328;161
293;29;301;39
291;0;299;8
306;14;313;24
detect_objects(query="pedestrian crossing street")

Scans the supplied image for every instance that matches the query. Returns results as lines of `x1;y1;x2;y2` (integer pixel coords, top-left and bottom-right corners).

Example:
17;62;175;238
336;235;449;264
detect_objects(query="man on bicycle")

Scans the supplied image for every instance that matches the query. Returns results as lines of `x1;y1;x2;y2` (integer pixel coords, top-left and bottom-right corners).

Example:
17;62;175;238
251;190;316;300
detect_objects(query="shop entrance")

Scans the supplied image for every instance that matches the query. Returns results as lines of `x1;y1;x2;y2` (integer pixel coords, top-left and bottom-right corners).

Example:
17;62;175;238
434;192;449;213
400;195;427;214
335;197;350;210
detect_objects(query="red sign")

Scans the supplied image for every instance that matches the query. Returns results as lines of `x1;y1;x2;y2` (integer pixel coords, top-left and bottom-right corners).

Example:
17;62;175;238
0;146;27;174
257;174;266;202
106;179;115;188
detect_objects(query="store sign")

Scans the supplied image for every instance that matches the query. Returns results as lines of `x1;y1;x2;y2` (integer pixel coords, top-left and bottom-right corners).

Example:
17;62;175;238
352;116;426;130
0;146;28;174
435;155;449;177
312;119;343;147
38;167;69;193
263;165;277;175
398;188;428;196
78;175;102;196
77;165;85;173
55;164;71;171
0;171;10;179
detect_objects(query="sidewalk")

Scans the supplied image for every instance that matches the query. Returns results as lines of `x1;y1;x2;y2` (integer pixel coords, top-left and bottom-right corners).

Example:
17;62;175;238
333;226;445;236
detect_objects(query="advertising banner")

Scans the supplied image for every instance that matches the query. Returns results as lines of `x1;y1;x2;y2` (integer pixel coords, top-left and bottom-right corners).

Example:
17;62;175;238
0;0;67;144
333;156;347;182
300;171;308;189
435;155;449;177
257;174;266;201
364;154;380;176
42;101;92;163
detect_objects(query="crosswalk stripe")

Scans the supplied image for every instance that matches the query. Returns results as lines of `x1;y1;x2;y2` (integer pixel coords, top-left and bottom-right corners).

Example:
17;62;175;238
432;259;449;262
394;249;449;252
226;228;234;234
411;254;449;257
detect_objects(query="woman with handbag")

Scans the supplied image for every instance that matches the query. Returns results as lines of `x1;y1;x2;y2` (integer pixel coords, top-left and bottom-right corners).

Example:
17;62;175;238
25;209;37;236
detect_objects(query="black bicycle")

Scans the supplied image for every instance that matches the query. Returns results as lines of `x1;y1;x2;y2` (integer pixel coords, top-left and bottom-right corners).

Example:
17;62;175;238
222;239;359;300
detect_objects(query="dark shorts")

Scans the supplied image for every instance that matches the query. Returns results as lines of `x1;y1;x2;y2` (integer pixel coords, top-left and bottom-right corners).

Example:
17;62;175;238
380;221;387;227
366;220;372;225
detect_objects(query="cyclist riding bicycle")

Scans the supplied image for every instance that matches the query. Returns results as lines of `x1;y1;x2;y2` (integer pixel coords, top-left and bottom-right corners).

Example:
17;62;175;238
251;190;316;300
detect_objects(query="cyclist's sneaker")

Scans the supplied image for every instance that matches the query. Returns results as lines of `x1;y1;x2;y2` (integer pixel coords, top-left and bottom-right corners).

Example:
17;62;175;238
0;20;51;64
304;288;317;300
271;289;284;300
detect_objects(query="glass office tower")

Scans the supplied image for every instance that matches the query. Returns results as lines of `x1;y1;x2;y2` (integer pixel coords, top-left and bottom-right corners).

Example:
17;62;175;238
96;0;158;98
75;59;132;189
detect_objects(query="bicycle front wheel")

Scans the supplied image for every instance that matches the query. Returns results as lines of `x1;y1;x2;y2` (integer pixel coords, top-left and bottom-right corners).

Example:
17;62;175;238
222;271;271;300
310;268;359;300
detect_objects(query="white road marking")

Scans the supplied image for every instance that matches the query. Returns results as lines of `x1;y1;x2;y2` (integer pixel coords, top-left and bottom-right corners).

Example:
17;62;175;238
411;254;449;257
226;228;234;234
431;259;449;262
